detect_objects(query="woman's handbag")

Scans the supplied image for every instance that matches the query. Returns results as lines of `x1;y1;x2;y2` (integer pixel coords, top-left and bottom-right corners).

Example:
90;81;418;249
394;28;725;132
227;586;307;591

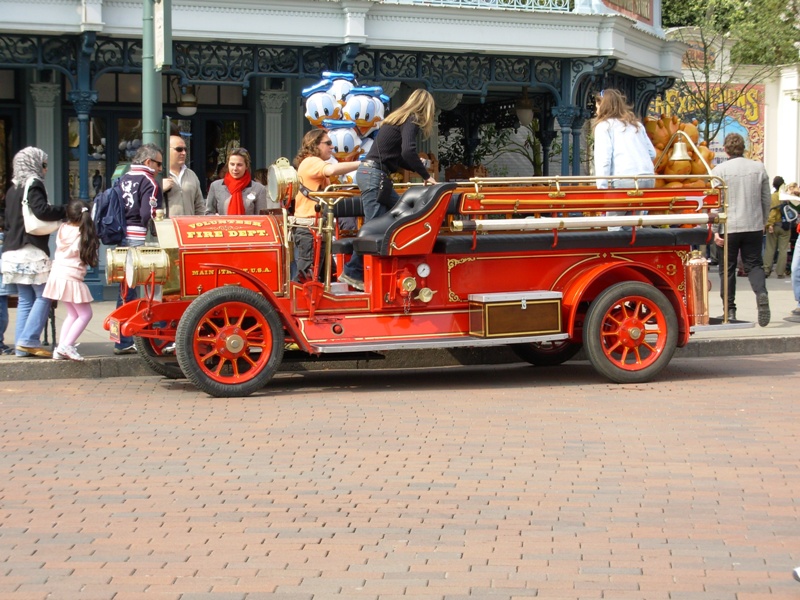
21;177;59;236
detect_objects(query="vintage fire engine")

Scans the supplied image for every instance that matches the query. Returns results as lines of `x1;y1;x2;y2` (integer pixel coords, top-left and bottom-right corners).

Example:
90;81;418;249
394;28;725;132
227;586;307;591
104;158;745;398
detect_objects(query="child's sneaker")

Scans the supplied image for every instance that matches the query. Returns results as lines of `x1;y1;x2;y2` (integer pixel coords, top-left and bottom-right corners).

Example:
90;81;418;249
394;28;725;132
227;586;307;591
54;344;84;362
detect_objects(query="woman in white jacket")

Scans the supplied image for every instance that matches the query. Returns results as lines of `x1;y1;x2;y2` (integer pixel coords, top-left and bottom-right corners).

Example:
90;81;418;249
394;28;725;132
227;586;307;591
592;89;657;227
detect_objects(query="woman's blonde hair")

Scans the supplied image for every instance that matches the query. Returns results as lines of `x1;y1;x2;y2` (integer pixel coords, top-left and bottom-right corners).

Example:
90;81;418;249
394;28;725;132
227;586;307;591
593;88;641;130
383;89;436;138
787;182;800;196
293;129;328;168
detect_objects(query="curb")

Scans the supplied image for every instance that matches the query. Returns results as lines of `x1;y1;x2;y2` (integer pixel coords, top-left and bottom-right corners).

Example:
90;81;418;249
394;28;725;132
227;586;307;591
2;336;799;383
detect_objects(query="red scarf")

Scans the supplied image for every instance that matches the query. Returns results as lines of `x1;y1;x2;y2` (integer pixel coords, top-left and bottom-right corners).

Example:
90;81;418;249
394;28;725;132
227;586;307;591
224;171;252;215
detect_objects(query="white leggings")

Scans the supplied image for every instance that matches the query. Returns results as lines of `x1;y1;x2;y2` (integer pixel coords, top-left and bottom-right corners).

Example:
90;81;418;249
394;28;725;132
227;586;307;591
59;301;93;348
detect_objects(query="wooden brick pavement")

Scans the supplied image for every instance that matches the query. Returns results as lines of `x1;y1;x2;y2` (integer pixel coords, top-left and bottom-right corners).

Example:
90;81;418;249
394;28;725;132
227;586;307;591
1;355;799;599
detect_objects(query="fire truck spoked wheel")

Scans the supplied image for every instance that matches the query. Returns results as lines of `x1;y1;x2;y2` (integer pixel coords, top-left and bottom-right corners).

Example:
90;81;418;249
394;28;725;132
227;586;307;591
583;281;678;384
175;286;285;398
134;336;184;380
511;339;582;367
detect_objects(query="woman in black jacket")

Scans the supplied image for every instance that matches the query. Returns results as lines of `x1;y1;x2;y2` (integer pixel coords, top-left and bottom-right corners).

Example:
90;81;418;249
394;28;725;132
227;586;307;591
1;147;66;357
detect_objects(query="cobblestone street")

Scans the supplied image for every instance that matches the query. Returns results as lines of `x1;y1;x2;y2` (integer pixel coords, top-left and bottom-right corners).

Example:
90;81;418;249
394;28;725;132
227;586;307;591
2;356;800;599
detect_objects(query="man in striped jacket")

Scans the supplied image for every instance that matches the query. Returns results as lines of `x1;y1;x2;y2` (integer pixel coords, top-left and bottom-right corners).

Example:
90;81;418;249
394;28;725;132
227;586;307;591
114;143;164;355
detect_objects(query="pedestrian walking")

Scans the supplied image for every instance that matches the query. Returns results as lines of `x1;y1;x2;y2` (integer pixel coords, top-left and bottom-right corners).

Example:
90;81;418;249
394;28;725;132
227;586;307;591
711;133;771;325
763;175;791;278
1;147;66;358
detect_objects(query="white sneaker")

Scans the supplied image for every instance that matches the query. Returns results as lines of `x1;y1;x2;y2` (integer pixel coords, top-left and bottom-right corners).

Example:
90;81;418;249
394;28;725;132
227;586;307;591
54;344;84;362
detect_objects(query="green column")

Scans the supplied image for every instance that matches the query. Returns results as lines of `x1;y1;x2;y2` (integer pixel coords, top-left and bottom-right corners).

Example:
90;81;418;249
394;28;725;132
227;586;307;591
142;0;162;147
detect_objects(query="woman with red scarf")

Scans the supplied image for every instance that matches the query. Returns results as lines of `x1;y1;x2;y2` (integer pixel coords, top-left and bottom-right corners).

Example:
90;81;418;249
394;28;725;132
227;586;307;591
205;148;275;215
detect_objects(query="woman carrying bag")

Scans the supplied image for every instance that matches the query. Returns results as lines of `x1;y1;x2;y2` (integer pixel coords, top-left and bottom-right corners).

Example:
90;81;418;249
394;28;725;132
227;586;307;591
1;147;66;358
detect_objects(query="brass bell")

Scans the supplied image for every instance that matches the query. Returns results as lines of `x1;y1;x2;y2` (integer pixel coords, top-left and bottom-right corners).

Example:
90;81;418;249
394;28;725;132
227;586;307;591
670;141;692;162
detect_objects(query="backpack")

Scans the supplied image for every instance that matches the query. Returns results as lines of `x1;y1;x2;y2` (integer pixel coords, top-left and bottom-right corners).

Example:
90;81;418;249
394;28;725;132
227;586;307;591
780;202;798;231
91;181;126;245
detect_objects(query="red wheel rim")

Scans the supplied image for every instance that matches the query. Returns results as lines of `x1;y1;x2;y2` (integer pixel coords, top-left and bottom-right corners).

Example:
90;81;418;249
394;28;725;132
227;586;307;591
598;294;668;371
190;301;274;384
149;338;172;355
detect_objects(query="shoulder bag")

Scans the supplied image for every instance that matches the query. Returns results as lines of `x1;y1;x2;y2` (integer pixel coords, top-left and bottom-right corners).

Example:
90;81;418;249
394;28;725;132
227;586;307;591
22;177;60;236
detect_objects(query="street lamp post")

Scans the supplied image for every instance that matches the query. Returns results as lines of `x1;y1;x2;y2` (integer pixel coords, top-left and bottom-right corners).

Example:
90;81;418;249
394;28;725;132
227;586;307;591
142;0;163;148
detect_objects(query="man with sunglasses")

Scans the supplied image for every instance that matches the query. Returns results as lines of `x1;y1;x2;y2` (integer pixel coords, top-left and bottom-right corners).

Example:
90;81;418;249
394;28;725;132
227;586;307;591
113;142;164;355
162;134;205;216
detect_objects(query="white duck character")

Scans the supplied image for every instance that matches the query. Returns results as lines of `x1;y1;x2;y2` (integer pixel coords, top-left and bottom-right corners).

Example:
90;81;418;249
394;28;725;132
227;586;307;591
323;119;362;163
302;80;340;128
322;71;356;106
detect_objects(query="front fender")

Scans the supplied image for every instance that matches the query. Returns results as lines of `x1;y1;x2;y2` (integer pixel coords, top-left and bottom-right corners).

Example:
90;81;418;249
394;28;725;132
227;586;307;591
200;262;313;353
105;300;191;339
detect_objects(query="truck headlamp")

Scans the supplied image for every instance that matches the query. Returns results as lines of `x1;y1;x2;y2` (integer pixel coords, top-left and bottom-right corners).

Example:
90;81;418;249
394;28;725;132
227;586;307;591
124;247;171;288
105;247;129;284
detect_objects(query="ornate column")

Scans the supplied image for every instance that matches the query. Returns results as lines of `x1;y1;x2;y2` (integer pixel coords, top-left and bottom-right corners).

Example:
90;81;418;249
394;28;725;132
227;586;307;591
571;109;591;176
30;83;61;203
66;89;98;201
552;105;581;176
67;31;97;201
260;89;289;170
538;130;558;177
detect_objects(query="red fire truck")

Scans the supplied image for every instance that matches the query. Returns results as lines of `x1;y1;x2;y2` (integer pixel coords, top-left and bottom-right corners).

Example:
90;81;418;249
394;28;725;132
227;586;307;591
105;164;741;398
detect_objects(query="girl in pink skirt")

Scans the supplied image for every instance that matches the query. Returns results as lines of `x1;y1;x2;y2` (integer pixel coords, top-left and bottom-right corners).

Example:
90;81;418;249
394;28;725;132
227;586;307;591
43;200;100;361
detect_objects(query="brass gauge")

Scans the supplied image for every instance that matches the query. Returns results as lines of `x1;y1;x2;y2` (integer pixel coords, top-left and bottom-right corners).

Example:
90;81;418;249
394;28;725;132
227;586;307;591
416;263;431;278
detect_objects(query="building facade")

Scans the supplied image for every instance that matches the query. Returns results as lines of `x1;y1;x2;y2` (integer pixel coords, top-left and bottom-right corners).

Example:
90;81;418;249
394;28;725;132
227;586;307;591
1;0;686;205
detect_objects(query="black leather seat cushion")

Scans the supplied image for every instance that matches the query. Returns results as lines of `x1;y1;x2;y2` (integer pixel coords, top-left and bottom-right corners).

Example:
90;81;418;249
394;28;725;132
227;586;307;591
351;183;458;255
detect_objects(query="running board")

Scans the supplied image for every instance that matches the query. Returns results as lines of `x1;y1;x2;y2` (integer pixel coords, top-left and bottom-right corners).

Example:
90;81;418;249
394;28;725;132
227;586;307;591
309;333;571;354
690;317;756;333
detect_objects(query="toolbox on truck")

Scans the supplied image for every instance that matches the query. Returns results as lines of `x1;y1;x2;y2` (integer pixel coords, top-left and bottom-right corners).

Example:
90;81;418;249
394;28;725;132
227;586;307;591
468;291;562;338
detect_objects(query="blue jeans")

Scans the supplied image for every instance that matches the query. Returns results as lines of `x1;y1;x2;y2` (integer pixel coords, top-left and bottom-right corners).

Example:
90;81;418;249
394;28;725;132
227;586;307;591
343;165;399;280
0;295;8;348
115;238;143;350
0;250;16;348
15;283;51;354
792;234;800;306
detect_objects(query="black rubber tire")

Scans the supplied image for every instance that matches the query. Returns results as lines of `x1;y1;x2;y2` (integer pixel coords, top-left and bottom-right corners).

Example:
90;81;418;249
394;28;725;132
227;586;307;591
583;281;678;384
175;287;284;398
133;336;184;379
511;339;582;366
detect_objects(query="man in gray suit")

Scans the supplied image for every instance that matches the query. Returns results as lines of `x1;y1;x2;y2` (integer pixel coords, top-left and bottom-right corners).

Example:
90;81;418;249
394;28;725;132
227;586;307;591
711;133;771;326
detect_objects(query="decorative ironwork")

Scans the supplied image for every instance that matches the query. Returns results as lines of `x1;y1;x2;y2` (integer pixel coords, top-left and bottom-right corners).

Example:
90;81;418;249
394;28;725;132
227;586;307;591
634;76;675;116
92;37;142;81
67;90;98;115
169;42;341;92
0;34;78;86
354;51;568;98
403;0;570;11
552;105;583;129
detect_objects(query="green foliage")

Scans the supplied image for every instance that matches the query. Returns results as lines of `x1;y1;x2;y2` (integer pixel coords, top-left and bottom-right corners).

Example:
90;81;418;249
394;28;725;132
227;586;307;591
437;123;513;168
437;129;465;170
664;26;779;144
729;0;800;65
662;0;799;66
491;121;544;176
662;0;745;32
